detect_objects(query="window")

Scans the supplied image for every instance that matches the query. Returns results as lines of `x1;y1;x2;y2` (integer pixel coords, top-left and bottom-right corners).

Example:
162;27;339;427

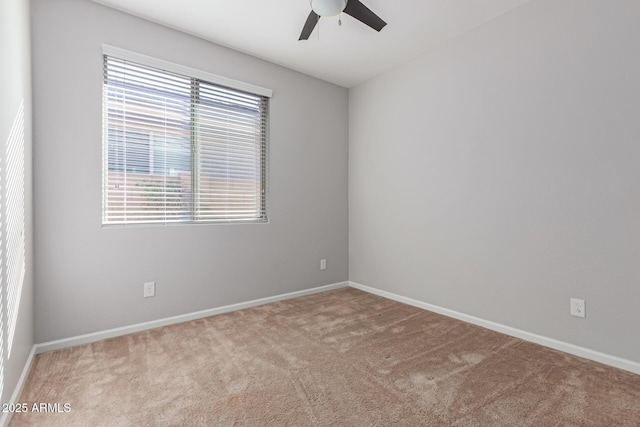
102;48;270;225
4;99;26;357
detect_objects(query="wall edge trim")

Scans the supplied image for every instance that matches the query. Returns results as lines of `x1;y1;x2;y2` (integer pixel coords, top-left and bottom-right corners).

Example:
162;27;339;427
36;281;349;354
349;281;640;375
0;345;37;427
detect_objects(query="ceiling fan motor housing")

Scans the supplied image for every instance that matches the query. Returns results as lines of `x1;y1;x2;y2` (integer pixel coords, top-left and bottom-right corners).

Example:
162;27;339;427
311;0;347;17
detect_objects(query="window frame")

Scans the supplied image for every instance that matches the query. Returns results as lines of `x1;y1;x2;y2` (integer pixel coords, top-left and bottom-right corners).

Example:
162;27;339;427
101;46;272;227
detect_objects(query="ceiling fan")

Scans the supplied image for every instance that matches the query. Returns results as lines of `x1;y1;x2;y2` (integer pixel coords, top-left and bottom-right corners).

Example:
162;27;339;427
299;0;387;41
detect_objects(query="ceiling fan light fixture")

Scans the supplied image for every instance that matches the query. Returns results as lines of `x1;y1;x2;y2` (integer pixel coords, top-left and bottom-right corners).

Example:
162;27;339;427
299;0;386;41
311;0;347;17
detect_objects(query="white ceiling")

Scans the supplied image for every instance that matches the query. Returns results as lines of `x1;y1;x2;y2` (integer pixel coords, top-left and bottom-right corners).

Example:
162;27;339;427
91;0;531;88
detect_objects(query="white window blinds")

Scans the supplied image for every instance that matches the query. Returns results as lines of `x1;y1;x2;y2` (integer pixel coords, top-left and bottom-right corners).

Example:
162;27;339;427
4;99;26;357
103;54;268;225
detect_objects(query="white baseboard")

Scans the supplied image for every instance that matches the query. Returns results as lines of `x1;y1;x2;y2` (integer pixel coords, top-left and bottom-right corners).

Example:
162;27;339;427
0;345;37;427
349;281;640;375
36;281;349;354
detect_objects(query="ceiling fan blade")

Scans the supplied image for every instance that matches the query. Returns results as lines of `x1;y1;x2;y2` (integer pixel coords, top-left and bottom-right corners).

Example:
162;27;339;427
299;11;320;40
343;0;387;32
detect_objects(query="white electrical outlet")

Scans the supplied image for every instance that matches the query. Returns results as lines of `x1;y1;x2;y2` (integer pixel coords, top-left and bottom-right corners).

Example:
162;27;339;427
144;282;156;298
320;259;327;270
570;298;585;318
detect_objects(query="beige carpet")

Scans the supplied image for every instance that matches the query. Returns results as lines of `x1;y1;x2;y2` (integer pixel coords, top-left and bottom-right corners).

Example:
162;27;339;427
10;288;640;426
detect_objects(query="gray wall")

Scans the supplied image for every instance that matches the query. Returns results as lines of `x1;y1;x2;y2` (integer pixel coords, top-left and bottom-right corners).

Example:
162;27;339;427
32;0;349;343
0;0;35;409
349;0;640;362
